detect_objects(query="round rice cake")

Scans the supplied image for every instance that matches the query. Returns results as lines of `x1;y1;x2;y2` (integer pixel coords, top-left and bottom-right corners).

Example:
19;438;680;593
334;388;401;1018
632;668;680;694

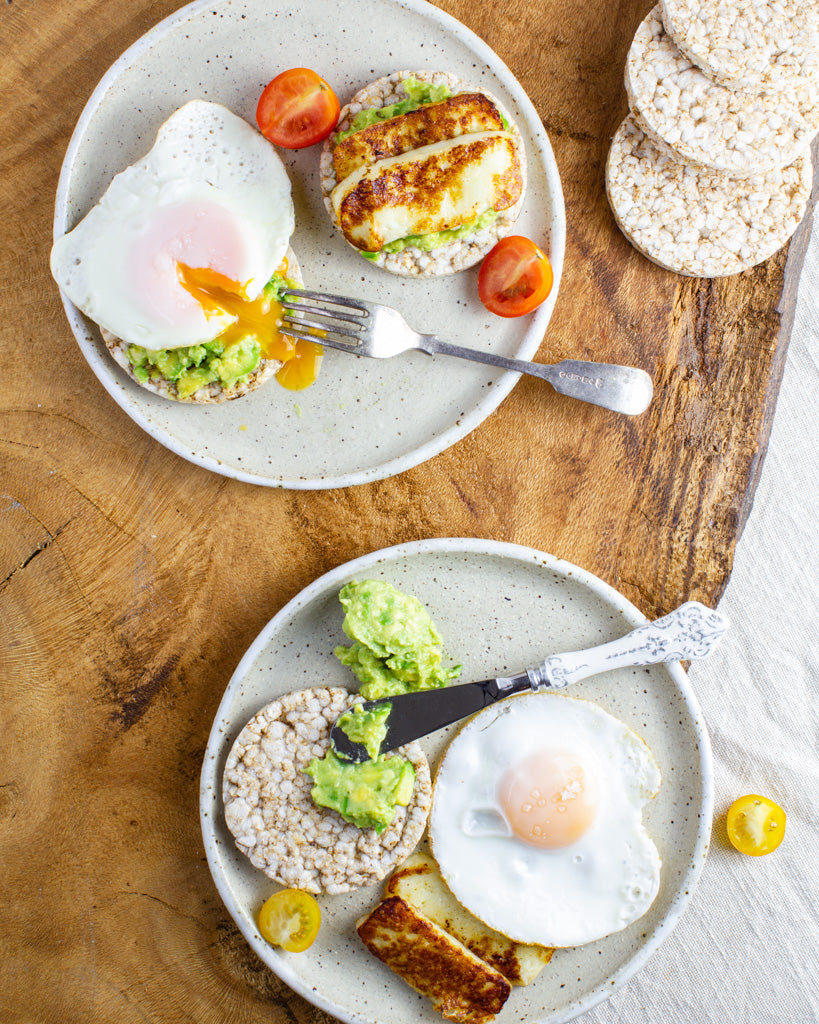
222;687;431;894
319;70;526;277
606;114;812;277
659;0;819;92
626;6;819;177
101;247;303;404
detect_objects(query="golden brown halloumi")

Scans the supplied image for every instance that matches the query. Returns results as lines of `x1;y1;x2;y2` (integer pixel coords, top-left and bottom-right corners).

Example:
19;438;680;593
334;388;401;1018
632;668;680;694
386;853;554;985
357;895;511;1024
330;131;523;252
332;93;505;181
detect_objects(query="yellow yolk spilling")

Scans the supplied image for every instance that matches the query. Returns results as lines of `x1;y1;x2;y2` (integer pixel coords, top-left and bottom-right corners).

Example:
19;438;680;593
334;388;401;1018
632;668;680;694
176;262;322;390
497;750;597;849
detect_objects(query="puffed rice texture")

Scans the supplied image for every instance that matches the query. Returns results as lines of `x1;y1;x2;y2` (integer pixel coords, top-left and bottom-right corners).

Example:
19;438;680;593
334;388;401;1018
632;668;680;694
606;114;812;277
626;6;819;177
659;0;819;91
223;687;431;894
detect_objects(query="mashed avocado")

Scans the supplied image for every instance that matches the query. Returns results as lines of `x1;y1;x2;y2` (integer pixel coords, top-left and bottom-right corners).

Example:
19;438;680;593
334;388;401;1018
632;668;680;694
305;749;415;833
335;701;392;761
126;270;294;397
305;581;460;832
335;580;461;700
128;335;260;398
333;77;451;143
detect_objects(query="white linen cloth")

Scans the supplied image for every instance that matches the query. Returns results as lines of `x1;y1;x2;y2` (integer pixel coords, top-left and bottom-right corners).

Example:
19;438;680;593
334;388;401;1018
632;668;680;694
580;219;819;1021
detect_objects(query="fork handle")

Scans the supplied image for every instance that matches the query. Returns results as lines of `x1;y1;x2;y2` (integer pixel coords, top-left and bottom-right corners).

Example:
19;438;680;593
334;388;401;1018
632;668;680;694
421;336;653;416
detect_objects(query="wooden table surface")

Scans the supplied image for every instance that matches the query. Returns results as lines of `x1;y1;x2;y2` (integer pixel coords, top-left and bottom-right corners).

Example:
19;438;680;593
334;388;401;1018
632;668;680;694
1;0;816;1020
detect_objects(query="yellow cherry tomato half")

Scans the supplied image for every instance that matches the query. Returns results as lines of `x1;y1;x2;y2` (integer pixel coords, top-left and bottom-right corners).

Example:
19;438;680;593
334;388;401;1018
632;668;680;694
726;794;786;856
257;889;321;952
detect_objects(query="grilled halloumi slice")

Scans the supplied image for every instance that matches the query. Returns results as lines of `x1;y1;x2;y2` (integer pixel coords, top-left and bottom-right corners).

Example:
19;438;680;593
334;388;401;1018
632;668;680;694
357;895;511;1024
386;853;553;985
330;131;523;252
332;93;505;182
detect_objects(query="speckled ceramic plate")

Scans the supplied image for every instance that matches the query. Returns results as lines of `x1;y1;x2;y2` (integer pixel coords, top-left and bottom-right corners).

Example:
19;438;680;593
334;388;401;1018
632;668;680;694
52;0;565;489
200;539;713;1024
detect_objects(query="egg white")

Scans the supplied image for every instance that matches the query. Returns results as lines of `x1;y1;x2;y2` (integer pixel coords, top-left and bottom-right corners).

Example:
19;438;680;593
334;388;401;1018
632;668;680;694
429;692;662;948
51;100;294;351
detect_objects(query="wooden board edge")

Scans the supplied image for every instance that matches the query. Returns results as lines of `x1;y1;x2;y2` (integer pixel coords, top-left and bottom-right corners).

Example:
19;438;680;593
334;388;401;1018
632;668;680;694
735;135;819;552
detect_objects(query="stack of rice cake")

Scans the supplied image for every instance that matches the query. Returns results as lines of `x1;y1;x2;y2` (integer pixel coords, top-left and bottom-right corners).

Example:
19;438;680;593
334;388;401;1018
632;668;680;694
606;0;818;276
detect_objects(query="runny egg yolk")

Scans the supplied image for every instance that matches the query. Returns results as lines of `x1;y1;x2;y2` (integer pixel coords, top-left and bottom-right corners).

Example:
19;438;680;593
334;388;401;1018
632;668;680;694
497;750;598;849
176;262;322;390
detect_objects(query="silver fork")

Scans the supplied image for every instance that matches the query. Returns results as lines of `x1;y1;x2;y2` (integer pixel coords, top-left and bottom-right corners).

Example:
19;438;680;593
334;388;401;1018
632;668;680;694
280;288;653;415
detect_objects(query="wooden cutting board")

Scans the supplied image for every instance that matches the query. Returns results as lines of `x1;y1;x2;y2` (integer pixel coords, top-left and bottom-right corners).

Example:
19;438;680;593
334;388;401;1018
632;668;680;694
0;0;815;1019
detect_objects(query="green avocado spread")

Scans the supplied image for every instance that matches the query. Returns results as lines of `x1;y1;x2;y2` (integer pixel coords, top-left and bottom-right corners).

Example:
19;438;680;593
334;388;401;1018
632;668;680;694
335;579;461;700
333;77;451;143
305;580;460;832
305;748;415;833
126;271;293;398
335;701;392;761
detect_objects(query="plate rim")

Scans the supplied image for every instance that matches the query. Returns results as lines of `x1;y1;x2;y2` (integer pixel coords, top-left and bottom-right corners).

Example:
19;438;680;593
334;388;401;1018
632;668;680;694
199;537;714;1024
52;0;567;490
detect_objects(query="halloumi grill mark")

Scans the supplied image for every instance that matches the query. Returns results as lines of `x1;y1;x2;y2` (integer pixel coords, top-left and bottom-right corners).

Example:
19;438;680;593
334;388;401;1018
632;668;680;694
331;131;523;252
332;93;505;181
386;853;553;985
357;895;511;1024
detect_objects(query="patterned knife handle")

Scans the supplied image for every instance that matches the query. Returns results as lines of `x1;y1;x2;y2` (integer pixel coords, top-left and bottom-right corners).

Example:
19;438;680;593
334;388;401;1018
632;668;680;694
527;601;730;691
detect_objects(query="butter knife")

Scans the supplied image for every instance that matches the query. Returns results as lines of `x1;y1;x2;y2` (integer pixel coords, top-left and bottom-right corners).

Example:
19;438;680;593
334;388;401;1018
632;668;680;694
330;600;728;762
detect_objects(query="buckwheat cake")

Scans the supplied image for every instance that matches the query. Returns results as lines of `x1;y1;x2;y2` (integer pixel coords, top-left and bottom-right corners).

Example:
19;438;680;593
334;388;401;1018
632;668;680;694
606;114;813;277
659;0;819;92
319;70;527;276
223;687;431;894
626;5;819;177
101;248;304;404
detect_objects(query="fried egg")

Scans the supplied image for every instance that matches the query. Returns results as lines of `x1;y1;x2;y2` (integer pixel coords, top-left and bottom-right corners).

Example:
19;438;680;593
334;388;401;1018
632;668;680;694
50;100;294;351
429;693;662;948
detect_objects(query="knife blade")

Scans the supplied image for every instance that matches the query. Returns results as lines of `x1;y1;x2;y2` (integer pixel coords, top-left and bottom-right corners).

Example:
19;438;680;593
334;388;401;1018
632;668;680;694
329;672;531;762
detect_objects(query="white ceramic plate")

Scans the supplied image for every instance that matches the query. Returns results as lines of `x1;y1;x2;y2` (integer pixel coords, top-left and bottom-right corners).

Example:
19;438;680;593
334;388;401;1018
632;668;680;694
53;0;565;489
200;539;713;1024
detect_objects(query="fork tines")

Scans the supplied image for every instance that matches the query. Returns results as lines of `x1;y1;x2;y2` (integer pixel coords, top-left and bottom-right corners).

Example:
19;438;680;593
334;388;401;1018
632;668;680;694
280;287;368;350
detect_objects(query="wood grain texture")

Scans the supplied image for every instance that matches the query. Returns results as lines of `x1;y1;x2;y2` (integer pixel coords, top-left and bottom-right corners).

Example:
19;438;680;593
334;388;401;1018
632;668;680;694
0;0;814;1020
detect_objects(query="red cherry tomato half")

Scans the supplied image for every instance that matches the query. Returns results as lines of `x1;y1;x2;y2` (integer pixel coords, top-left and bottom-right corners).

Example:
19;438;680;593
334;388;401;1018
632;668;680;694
256;68;340;149
477;236;554;318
